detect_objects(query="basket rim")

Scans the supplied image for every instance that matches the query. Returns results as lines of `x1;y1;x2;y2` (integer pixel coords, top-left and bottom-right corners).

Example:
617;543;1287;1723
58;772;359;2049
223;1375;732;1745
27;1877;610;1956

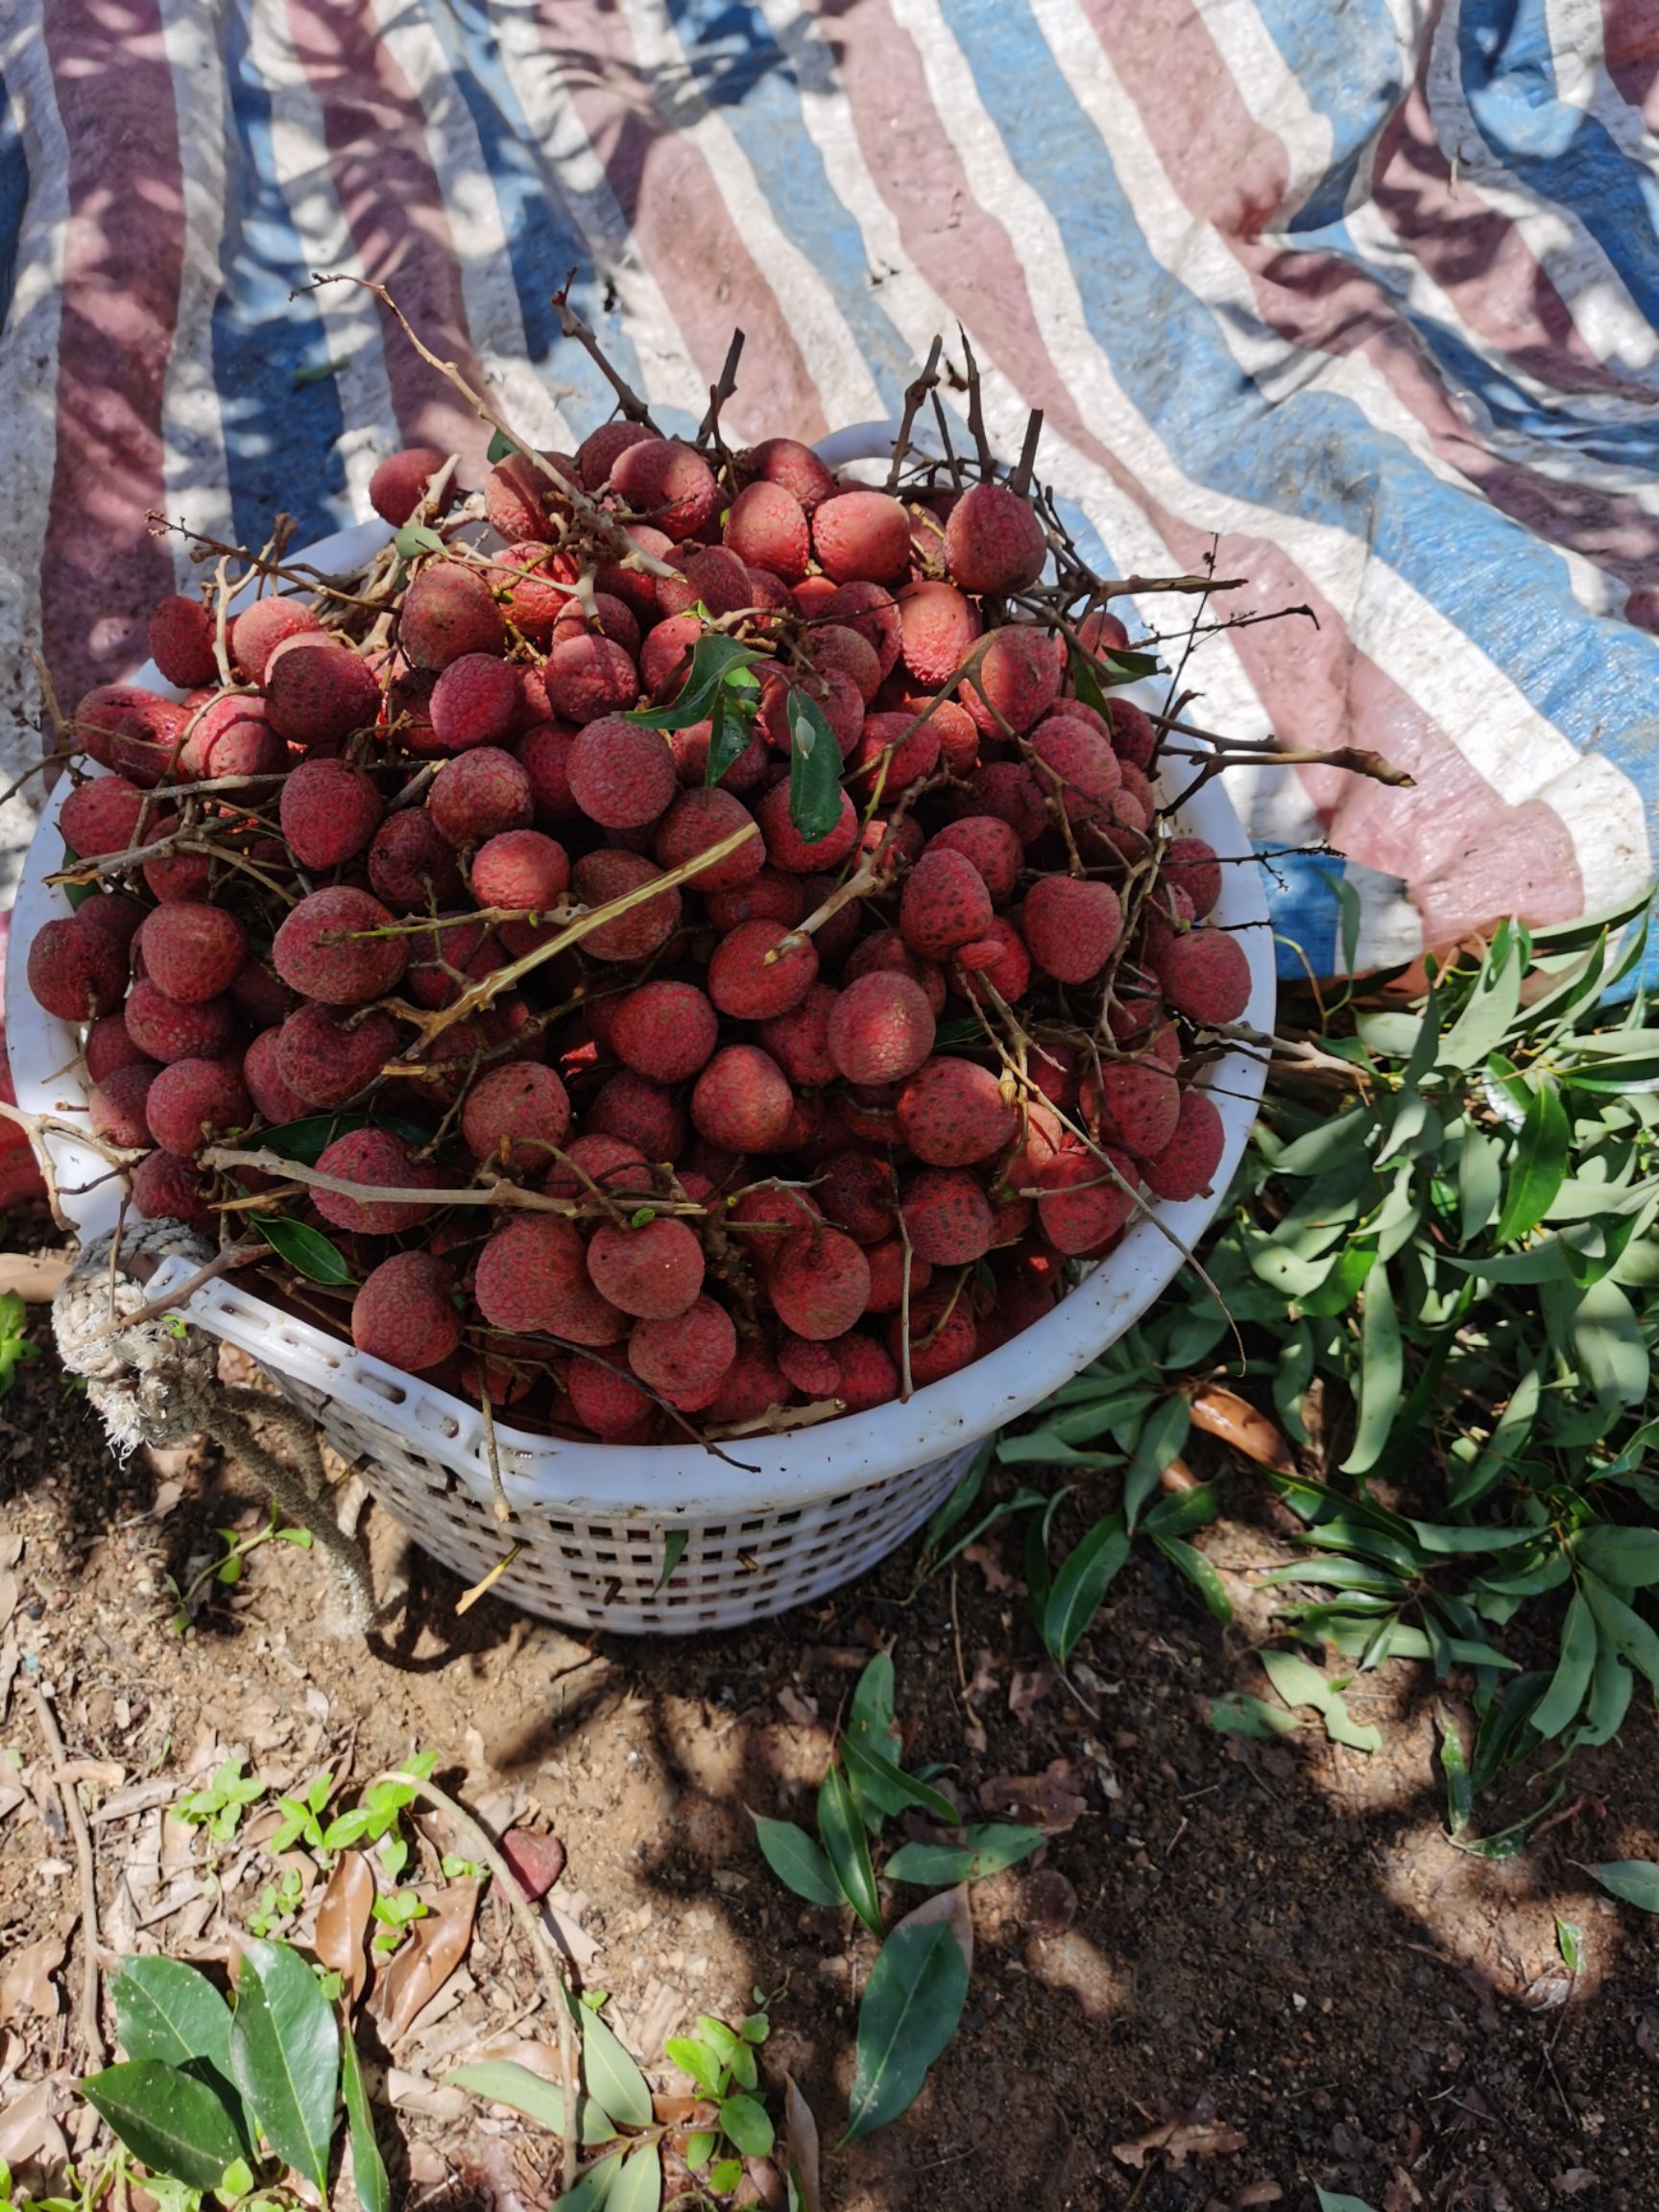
6;473;1274;1519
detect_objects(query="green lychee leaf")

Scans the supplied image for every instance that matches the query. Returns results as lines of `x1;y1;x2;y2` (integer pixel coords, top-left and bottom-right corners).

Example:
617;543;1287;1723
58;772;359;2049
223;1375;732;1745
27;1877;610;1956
626;633;763;732
703;688;754;789
786;688;845;846
253;1217;354;1286
393;522;445;560
486;429;519;464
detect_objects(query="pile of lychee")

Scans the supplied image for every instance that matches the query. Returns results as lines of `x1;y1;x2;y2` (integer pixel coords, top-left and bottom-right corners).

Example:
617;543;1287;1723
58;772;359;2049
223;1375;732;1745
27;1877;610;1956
26;416;1249;1446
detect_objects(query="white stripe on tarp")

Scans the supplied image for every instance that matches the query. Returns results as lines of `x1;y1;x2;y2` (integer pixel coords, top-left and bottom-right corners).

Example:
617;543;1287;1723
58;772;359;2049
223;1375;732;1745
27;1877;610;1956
156;0;236;573
484;0;709;423
1187;0;1336;222
365;0;574;456
0;0;68;900
892;0;1651;923
612;0;885;434
1545;0;1659;171
249;0;397;517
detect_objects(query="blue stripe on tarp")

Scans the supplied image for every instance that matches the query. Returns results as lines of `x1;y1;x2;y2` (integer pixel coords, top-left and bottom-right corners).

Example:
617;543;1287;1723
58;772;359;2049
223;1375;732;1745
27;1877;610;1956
1259;846;1344;979
0;70;25;327
1245;0;1406;234
415;0;652;439
1459;0;1659;343
934;0;1659;830
212;0;346;549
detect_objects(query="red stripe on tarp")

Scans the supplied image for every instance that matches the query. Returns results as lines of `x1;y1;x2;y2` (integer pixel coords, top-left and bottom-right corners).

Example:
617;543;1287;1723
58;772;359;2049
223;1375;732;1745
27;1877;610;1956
824;0;1584;943
1601;0;1659;121
39;0;182;709
1081;0;1659;586
284;0;489;473
530;0;829;444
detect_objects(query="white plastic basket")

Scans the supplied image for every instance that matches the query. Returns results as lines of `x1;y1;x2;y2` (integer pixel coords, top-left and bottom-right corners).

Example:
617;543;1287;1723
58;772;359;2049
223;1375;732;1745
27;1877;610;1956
6;468;1275;1633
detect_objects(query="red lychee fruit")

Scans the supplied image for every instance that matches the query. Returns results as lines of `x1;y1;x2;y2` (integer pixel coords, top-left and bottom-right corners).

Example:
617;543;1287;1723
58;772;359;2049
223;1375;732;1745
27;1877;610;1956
429;747;534;848
943;481;1046;596
26;916;128;1022
60;778;147;860
123;979;234;1066
484;448;577;542
811;489;911;585
754;781;858;875
550;590;641;660
652;788;763;891
462;1064;573;1171
588;1070;685;1160
369;806;467;913
264;639;381;747
628;1293;736;1407
131;1149;211;1224
369;445;454;526
516;722;582;828
429;653;519;752
401;562;507;669
405;916;501;1009
821;1151;897;1245
1022;876;1121;983
79;892;147;957
657;544;753;621
567;1352;656;1441
758;666;864;762
148;595;219;688
887;1280;977;1386
639;613;704;697
544;634;638;725
244;1028;309;1124
566;716;676;830
926;816;1022;906
902;1167;997;1265
610;438;720;543
746;436;836;512
596;523;675;625
273;886;406;1005
180;693;285;780
705;869;806;934
230;597;323;683
831;1330;900;1409
611;981;718;1085
144;1056;250;1156
138;902;248;1006
724;479;810;582
85;1014;154;1088
900;848;994;961
352;1252;462;1372
88;1063;157;1149
1082;1039;1181;1159
279;758;384;871
826;971;936;1086
896;1056;1017;1166
770;1225;871;1341
959;759;1048;846
897;580;982;688
850;709;939;795
955;916;1031;1005
470;829;569;912
862;1236;932;1313
1140;1087;1226;1201
587;1215;706;1321
1029;713;1122;823
578;420;657;490
1155;926;1250;1025
757;982;840;1089
275;1004;396;1110
704;1336;790;1426
1105;697;1157;771
476;1214;627;1346
1162;836;1221;920
963;624;1063;736
777;1332;840;1398
690;1045;793;1153
571;851;683;963
808;623;882;704
708;919;818;1022
1036;1144;1141;1254
542;1133;652;1204
312;1128;438;1234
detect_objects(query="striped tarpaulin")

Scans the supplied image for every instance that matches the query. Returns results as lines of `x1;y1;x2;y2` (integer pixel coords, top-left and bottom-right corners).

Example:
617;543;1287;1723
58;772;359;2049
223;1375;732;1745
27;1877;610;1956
1;0;1656;974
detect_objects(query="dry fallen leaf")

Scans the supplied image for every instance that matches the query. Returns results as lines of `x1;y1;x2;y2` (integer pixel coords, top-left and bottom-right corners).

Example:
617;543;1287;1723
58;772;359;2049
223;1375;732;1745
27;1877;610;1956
777;1685;820;1727
962;1541;1018;1594
1008;1662;1057;1722
373;1881;480;2045
784;2074;823;2212
0;2078;67;2171
1188;1385;1295;1474
978;1761;1088;1836
0;1574;16;1636
1113;2115;1248;2170
1553;2173;1598;2198
315;1852;375;2005
0;1933;66;2026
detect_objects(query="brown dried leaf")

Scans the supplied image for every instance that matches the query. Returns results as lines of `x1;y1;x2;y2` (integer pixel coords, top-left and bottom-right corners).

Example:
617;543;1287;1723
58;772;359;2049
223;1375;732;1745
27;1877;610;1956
962;1542;1017;1594
893;1881;974;1975
1553;2173;1598;2198
784;2076;822;2212
1009;1662;1057;1721
0;1933;65;2025
316;1851;375;2005
1188;1385;1295;1474
373;1881;481;2046
978;1760;1087;1836
1113;2116;1248;2170
0;2078;67;2170
0;1573;16;1635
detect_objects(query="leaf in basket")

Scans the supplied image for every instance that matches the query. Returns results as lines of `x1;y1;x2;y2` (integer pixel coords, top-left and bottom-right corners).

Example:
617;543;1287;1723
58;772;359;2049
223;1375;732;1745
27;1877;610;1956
315;1853;375;2006
371;1881;479;2045
786;688;845;844
253;1215;354;1286
60;847;95;909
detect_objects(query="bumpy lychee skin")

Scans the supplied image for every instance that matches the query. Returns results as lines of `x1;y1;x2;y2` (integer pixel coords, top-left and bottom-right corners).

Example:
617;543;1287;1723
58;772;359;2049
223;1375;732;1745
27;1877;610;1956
820;580;902;679
88;1063;157;1149
897;580;982;688
1022;876;1121;984
430;747;534;848
691;1045;793;1153
709;919;818;1022
611;437;720;543
477;1215;627;1346
829;1329;899;1408
1083;1041;1181;1159
657;544;753;621
551;591;642;661
756;982;838;1090
275;1004;396;1111
312;1129;438;1234
612;981;718;1085
851;710;939;795
565;1352;654;1441
811;489;911;586
587;1215;706;1321
896;1056;1018;1166
139;902;248;1006
826;971;937;1086
808;622;882;705
273;886;406;1005
572;850;683;964
124;979;235;1067
861;1236;932;1314
132;1148;211;1225
401;562;507;670
777;1333;840;1398
963;624;1063;736
469;829;568;914
86;1014;154;1088
405;916;500;1009
724;479;810;582
888;1280;978;1387
1029;714;1122;824
80;893;148;958
180;694;286;780
144;1057;251;1156
1141;1087;1226;1201
27;916;128;1022
369;445;452;527
652;787;763;891
588;1070;685;1161
430;653;519;753
243;1029;309;1124
578;419;657;491
60;778;147;860
1161;836;1221;920
900;848;995;961
280;758;384;871
770;1225;871;1341
745;435;836;513
1155;926;1250;1025
1036;1144;1141;1255
754;781;858;876
820;1150;897;1246
902;1167;997;1265
566;716;676;830
230;596;323;683
629;1293;737;1407
265;639;382;747
926;816;1022;907
148;595;219;688
352;1252;462;1373
639;613;704;698
369;807;466;913
544;634;638;726
943;481;1046;596
484;448;576;542
462;1064;572;1171
959;759;1048;846
542;1134;652;1206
